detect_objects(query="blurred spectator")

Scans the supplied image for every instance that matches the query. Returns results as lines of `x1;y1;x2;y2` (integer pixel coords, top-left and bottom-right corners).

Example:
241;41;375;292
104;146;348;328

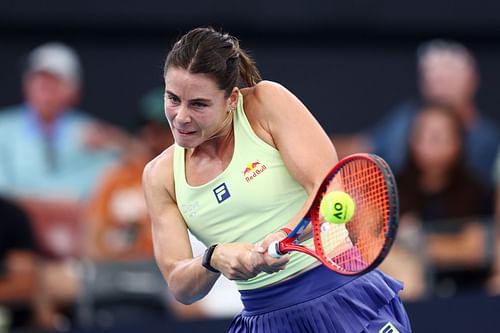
384;104;494;298
398;104;493;221
0;42;123;258
0;42;120;201
86;87;173;261
496;148;500;217
487;148;500;294
0;197;38;330
0;42;125;330
334;39;500;189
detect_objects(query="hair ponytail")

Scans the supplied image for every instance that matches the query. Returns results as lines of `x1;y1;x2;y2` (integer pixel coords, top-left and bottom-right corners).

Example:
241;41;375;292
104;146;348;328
237;48;261;88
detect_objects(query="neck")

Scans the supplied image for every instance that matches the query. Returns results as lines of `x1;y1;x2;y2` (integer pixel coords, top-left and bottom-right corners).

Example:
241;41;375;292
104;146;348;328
28;105;62;133
189;114;234;160
35;112;59;134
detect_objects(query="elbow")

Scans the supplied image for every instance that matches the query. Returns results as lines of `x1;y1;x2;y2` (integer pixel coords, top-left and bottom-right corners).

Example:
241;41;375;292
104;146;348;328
162;265;202;305
171;291;199;305
155;255;205;305
155;257;187;301
169;281;202;305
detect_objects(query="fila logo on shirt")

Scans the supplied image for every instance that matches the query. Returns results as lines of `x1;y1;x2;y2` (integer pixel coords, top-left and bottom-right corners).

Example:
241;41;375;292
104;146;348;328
213;183;231;204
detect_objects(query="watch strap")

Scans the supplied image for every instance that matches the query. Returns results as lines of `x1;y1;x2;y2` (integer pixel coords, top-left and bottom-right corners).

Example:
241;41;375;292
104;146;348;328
202;244;220;273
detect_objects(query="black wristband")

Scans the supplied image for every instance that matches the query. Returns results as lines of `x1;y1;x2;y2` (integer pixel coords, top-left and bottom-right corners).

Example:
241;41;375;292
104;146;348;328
202;244;220;273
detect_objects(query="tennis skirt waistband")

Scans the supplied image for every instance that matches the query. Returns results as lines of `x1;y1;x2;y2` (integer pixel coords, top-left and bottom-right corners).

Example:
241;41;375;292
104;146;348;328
239;264;363;315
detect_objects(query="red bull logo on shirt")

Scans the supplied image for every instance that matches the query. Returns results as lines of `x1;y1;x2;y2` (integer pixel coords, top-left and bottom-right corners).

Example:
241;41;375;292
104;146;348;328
242;161;267;182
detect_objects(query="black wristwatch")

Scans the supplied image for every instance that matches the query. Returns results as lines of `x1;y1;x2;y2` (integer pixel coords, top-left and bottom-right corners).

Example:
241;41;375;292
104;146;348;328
202;244;220;273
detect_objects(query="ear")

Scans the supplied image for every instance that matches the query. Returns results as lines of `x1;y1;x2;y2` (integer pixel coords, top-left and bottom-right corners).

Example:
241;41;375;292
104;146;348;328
226;87;239;112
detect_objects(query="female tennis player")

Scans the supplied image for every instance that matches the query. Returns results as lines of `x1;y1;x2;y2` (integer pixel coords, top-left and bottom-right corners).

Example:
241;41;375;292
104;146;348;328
143;27;412;332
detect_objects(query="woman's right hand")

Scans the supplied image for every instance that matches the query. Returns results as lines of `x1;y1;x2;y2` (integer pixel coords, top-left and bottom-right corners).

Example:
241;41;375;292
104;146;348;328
211;243;289;280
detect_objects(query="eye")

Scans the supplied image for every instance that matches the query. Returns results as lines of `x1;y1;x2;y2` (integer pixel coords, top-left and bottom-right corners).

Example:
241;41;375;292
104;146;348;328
167;95;180;105
191;102;207;109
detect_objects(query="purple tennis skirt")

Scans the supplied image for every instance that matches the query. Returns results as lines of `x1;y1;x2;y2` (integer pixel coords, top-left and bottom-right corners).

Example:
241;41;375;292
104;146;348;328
228;266;411;333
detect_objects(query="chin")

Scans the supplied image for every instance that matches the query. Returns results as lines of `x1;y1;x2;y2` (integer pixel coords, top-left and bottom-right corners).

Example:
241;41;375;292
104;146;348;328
174;137;198;149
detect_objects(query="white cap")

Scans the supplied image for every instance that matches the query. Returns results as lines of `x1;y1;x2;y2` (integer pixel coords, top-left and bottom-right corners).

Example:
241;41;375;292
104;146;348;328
25;42;82;84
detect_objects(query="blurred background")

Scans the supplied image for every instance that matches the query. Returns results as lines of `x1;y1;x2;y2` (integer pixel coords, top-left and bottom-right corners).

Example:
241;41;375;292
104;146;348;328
0;0;499;332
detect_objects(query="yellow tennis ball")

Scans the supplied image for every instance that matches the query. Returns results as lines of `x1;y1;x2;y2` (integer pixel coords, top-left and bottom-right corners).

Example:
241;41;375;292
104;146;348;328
320;191;356;224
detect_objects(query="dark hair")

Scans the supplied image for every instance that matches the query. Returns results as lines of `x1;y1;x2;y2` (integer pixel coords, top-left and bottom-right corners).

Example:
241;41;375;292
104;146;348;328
396;103;490;219
164;27;261;97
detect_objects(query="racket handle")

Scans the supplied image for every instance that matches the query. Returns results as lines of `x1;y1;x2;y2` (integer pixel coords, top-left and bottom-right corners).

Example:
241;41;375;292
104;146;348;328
268;240;283;258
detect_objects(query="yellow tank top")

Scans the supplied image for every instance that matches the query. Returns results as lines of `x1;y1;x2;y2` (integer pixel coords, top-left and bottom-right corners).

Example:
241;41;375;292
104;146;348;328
173;92;315;290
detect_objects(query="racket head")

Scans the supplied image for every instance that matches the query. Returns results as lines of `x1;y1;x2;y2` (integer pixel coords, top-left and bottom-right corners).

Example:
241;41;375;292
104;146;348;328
309;153;399;275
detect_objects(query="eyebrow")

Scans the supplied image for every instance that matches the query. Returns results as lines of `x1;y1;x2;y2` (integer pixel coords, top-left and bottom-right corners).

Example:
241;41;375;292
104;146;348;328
166;90;212;104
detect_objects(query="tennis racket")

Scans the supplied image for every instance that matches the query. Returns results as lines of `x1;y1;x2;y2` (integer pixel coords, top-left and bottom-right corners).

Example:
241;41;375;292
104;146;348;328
268;153;398;275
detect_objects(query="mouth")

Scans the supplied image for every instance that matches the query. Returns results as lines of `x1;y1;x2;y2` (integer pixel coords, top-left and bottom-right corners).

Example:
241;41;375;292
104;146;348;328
176;128;196;136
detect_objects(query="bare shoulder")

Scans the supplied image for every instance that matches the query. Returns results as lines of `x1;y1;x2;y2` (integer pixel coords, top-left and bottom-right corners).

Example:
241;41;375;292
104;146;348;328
143;144;176;201
244;80;304;117
253;80;286;96
243;80;309;129
241;81;309;147
244;80;290;112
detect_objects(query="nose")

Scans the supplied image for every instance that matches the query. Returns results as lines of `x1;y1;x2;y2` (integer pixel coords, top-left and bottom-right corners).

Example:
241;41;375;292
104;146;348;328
175;104;191;124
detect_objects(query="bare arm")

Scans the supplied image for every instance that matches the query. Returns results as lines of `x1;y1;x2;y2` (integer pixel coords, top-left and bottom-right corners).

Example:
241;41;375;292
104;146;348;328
248;81;339;248
143;151;219;304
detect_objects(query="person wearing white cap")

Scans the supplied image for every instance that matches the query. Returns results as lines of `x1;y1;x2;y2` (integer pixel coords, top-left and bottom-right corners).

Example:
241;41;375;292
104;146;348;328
0;42;120;330
0;41;118;200
25;42;82;85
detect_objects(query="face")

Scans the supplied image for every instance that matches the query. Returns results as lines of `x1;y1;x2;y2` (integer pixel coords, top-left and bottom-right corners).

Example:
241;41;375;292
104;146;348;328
419;50;477;108
410;108;462;174
24;71;79;121
164;67;237;148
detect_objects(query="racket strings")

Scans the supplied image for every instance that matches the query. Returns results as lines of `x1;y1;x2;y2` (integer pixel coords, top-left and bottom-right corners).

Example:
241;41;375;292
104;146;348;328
319;159;390;273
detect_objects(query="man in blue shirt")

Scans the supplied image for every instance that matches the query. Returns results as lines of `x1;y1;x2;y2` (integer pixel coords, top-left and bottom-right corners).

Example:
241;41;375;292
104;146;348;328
0;42;118;200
